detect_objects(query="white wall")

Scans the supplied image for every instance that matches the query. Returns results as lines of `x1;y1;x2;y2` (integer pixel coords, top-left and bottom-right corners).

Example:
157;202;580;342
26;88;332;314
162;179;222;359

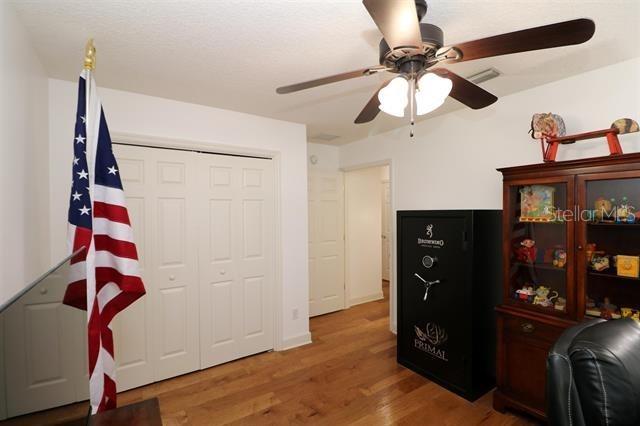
345;166;383;306
307;142;340;171
0;2;50;306
340;58;640;330
48;79;310;347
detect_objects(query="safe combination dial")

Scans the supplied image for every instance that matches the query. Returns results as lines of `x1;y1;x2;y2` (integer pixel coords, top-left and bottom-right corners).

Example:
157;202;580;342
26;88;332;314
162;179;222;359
422;255;437;269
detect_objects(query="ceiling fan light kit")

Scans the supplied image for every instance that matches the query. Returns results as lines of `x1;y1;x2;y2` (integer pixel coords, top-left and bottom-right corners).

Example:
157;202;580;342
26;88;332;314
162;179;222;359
378;76;409;117
415;72;452;116
276;0;595;138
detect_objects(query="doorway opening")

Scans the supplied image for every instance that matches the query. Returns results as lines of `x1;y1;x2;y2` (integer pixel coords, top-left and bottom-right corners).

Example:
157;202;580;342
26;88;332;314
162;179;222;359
344;165;391;308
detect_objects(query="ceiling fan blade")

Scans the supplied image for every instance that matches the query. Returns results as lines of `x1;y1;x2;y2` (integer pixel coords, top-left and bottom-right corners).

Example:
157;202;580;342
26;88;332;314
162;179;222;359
363;0;423;50
276;67;380;94
441;18;595;63
354;80;390;124
431;69;497;110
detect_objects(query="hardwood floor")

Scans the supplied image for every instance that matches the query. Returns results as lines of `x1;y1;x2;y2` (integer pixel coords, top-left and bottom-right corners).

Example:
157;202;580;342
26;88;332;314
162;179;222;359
5;283;538;425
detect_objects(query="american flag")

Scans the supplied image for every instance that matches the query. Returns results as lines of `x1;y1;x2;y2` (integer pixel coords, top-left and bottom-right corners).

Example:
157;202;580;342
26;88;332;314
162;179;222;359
63;69;146;413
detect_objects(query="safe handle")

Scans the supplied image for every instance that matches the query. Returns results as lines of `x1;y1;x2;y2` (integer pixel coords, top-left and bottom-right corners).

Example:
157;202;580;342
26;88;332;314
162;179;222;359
414;273;441;301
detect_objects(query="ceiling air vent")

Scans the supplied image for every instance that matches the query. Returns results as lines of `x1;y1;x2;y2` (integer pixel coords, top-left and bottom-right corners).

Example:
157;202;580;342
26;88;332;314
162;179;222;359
467;68;501;85
310;133;340;142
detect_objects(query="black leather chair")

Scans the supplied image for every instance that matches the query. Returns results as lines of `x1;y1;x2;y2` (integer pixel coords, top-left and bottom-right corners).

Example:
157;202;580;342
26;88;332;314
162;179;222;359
547;318;640;426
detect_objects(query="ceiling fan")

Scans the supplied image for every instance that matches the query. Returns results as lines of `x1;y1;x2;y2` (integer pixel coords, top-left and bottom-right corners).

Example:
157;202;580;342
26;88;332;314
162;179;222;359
276;0;595;136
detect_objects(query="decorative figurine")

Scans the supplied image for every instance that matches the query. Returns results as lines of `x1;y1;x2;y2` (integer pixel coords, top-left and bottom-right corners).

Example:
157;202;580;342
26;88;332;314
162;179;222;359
516;239;537;263
621;307;634;318
585;243;597;263
554;297;567;312
586;296;596;309
601;297;618;312
533;285;559;308
627;213;636;224
552;249;567;268
590;253;610;272
515;285;536;303
615;196;635;223
632;311;640;324
594;197;613;222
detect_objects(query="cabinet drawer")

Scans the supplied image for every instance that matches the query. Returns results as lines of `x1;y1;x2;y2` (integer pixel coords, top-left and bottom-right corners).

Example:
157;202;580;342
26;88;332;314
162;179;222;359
504;315;563;344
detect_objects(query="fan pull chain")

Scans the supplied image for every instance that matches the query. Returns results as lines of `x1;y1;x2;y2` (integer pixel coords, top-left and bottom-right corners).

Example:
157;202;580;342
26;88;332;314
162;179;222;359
409;78;416;138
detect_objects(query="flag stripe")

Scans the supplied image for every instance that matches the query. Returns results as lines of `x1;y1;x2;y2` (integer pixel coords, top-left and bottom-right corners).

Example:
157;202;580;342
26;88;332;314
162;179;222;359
94;249;141;277
94;184;127;207
93;218;135;243
94;235;139;260
94;201;131;225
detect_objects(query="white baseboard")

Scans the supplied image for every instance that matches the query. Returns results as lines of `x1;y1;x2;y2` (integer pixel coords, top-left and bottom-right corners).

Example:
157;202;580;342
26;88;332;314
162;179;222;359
279;332;312;351
349;292;384;307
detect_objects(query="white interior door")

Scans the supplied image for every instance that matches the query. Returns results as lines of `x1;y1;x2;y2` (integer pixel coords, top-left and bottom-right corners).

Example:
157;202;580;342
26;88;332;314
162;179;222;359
308;171;345;317
381;181;391;281
147;148;200;381
198;154;274;368
112;145;200;383
3;267;84;417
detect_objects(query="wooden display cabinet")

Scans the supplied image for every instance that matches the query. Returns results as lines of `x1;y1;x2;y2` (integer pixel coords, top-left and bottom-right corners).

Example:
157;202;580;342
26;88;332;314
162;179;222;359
494;153;640;421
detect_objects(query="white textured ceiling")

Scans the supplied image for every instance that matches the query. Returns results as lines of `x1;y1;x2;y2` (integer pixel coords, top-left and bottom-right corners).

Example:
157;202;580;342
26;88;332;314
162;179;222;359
10;0;640;145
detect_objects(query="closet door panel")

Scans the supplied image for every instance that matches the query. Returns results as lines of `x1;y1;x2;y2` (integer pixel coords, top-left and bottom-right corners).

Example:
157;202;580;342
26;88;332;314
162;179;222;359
199;155;274;368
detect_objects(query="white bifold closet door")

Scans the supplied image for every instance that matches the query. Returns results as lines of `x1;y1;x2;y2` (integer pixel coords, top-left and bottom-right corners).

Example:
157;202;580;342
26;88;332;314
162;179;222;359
112;144;200;387
197;154;274;368
112;144;275;384
308;171;345;317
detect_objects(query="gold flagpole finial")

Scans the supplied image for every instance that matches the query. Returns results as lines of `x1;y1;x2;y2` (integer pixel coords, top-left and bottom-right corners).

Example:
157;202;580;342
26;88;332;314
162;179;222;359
84;38;96;71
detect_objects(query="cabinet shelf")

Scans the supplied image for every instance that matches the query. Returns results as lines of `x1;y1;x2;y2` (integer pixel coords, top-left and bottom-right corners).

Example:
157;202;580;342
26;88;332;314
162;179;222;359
587;270;640;282
507;299;567;316
512;262;566;272
588;222;640;228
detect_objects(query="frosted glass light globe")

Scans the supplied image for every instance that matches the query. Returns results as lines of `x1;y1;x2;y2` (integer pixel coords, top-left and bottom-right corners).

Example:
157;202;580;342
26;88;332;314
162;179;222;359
415;73;452;116
378;77;409;118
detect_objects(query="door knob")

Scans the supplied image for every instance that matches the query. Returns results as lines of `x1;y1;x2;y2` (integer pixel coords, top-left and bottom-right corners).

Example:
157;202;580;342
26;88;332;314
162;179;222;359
39;287;48;295
220;270;226;275
169;275;176;281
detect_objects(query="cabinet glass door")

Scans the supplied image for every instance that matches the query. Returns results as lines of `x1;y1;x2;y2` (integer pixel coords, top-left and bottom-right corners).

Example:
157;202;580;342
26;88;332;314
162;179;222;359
505;179;574;317
579;174;640;321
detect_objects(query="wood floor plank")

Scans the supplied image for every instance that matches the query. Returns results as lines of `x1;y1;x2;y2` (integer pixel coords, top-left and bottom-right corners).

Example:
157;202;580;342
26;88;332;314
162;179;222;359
7;283;537;425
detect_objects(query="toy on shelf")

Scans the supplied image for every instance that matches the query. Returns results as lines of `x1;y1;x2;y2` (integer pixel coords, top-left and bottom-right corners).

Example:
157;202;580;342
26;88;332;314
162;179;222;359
621;307;634;318
515;285;535;303
616;255;640;278
554;297;567;312
590;252;611;272
533;285;559;308
516;239;537;263
585;243;597;264
553;249;567;268
614;197;635;223
530;116;639;163
594;197;614;222
599;297;620;320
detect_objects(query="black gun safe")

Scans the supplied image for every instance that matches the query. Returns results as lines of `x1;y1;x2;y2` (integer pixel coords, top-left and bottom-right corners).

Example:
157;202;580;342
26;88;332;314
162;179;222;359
397;210;502;401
